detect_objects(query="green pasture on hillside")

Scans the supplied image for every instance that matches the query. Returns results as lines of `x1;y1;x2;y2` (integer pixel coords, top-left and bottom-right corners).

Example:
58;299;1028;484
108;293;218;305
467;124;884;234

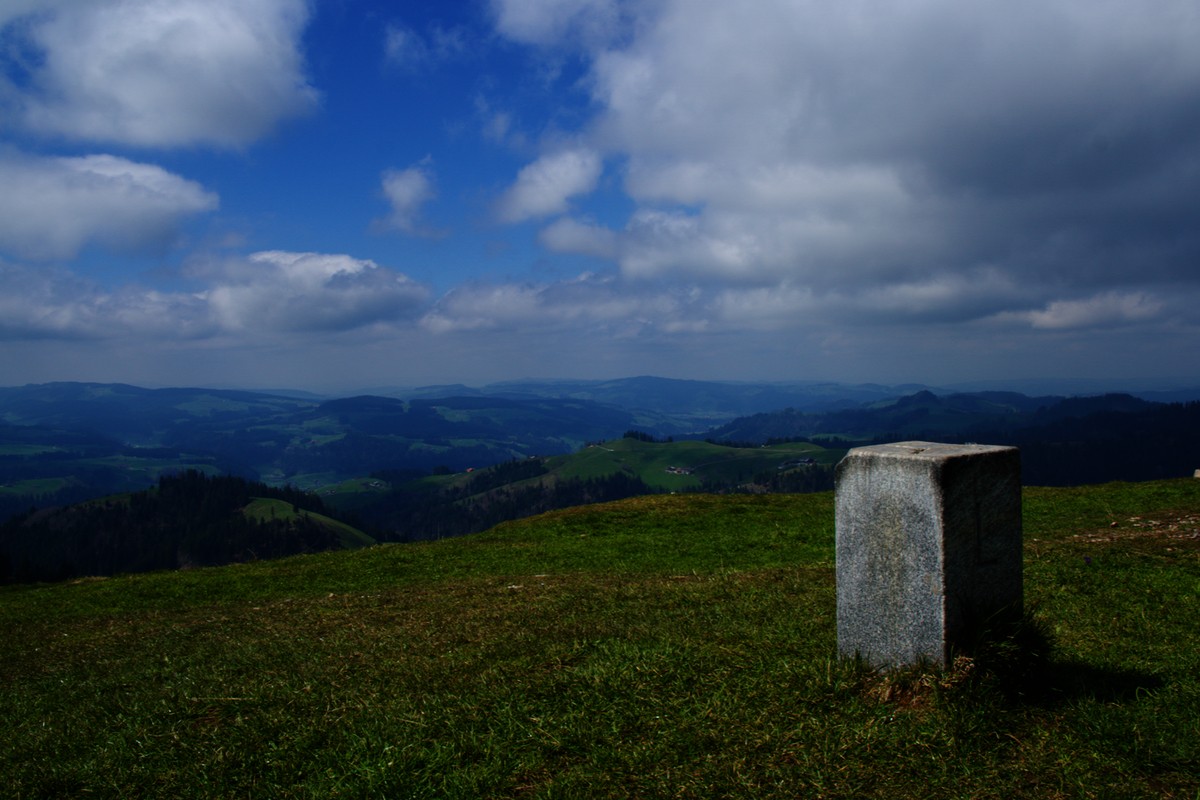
0;477;74;496
2;480;1199;798
547;438;839;491
242;497;377;550
0;444;65;456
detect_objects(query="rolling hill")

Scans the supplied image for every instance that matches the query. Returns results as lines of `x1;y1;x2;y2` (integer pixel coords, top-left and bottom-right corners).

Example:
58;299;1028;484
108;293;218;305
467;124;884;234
0;470;373;583
0;383;671;515
322;436;844;542
0;379;916;521
3;478;1198;797
704;391;1200;486
4;380;1199;533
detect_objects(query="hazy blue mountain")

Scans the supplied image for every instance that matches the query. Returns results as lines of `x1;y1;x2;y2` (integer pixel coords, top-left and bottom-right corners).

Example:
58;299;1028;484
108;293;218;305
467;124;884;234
701;390;1166;443
940;377;1200;399
404;376;936;419
0;382;313;444
0;383;654;512
704;390;1200;487
3;380;1195;528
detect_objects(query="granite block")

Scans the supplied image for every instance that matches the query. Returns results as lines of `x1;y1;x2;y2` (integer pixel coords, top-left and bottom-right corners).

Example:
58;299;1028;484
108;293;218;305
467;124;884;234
835;441;1022;668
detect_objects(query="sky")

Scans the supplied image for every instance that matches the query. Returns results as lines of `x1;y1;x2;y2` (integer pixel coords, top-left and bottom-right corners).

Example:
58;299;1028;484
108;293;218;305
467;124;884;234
1;0;1198;393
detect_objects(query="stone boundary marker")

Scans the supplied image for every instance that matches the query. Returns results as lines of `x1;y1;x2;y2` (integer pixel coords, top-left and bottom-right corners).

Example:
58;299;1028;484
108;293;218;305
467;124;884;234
835;441;1022;668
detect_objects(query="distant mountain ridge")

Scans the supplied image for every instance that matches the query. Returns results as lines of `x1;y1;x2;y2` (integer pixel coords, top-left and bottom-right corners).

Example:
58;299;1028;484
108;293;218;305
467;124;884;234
703;390;1155;443
2;379;1199;530
705;391;1200;486
387;375;938;417
0;382;313;445
367;375;1200;410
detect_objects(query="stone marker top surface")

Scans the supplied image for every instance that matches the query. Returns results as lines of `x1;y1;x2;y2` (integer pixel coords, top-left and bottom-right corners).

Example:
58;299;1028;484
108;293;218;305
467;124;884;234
846;441;1016;461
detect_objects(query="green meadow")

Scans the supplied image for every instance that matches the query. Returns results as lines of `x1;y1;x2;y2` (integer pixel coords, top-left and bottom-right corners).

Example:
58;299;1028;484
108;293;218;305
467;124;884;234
546;438;838;491
241;497;377;550
2;480;1199;798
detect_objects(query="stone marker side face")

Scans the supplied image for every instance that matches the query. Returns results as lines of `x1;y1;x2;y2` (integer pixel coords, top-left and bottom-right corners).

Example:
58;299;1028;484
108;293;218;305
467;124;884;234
939;451;1023;648
835;442;1022;668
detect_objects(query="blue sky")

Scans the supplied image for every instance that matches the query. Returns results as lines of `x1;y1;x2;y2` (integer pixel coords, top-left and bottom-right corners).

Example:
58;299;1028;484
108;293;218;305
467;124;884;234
1;0;1199;393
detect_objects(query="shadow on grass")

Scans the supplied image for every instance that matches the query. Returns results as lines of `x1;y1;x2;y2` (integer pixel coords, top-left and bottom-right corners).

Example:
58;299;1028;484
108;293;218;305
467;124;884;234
853;608;1164;709
959;609;1165;707
1027;659;1164;706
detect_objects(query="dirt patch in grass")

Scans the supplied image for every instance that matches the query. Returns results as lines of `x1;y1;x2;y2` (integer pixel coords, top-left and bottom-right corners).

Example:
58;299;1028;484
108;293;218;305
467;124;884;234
1070;510;1200;547
857;655;980;711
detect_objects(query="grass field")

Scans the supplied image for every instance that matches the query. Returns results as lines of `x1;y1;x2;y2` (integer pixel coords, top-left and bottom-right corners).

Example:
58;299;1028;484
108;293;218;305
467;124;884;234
242;497;377;550
379;437;843;501
550;438;838;491
2;480;1199;798
0;476;75;496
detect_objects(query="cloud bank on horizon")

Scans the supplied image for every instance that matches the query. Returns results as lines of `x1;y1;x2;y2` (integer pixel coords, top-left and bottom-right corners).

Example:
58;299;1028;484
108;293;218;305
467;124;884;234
1;0;1198;391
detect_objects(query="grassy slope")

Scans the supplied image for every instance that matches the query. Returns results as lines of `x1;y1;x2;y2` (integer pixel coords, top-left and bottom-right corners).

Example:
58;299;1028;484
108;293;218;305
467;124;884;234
241;497;377;550
1;480;1199;798
384;438;842;500
551;438;837;490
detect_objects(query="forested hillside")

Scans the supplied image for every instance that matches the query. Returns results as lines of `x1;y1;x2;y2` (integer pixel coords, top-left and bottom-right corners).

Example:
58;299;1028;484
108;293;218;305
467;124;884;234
0;383;681;517
4;382;1199;565
322;435;842;542
0;471;371;583
706;393;1200;486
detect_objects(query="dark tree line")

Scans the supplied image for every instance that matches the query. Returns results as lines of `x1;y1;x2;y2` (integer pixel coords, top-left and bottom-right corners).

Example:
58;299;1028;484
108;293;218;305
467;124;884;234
707;396;1200;488
623;430;674;443
276;431;544;478
0;470;343;584
962;401;1200;486
741;464;836;494
453;457;550;496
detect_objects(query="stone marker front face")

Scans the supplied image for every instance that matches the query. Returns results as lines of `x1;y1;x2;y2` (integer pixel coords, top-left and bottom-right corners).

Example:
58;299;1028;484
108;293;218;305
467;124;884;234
835;442;1022;668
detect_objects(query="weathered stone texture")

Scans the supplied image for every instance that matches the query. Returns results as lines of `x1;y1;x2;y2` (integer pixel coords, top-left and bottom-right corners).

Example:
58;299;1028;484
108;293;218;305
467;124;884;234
835;442;1022;668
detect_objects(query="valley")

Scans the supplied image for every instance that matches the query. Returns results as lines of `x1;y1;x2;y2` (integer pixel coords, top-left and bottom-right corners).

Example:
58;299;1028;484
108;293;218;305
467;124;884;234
2;377;1199;581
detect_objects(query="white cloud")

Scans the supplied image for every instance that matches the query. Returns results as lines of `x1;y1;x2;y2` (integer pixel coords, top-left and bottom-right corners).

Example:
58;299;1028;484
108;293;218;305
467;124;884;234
4;0;316;148
620;209;767;282
706;269;1026;332
420;273;691;335
848;271;1025;322
421;284;544;334
201;251;430;334
0;152;218;260
418;271;1011;341
495;148;603;223
707;285;819;331
490;0;627;49
0;1;47;27
493;0;1200;326
538;217;618;259
384;24;431;70
376;163;441;237
1021;292;1164;330
384;22;467;70
0;251;431;341
0;260;213;340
